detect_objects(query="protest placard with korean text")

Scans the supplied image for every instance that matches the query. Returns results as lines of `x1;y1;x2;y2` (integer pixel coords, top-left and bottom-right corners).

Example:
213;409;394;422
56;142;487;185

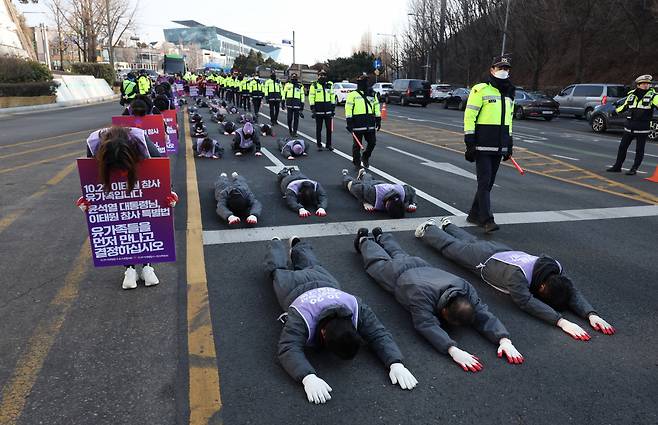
161;109;179;154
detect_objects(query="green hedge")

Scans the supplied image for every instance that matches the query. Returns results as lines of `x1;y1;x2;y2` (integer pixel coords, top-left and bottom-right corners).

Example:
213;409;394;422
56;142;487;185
71;62;115;85
0;56;53;83
0;81;59;97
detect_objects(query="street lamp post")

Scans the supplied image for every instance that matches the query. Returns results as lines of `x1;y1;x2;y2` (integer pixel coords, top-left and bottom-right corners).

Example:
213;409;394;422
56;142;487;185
500;0;512;56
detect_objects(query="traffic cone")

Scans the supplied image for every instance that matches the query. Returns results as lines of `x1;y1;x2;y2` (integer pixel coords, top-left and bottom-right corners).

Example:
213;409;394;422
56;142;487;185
644;165;658;182
381;103;388;120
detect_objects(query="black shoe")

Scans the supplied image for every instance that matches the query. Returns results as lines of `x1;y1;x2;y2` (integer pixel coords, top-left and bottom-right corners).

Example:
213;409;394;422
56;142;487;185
484;221;500;233
317;145;323;151
354;228;369;253
372;227;383;242
363;160;369;169
353;162;361;169
290;236;301;248
326;146;334;151
466;214;482;226
606;166;622;172
625;168;637;175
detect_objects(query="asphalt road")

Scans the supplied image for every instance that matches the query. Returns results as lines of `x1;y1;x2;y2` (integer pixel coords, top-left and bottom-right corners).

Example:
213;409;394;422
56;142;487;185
0;98;656;425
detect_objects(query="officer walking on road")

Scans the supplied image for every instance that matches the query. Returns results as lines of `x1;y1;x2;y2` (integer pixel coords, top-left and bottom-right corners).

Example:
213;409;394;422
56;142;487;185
264;72;283;125
607;75;658;175
137;69;152;96
282;73;305;136
248;73;265;120
463;55;515;233
120;72;137;106
309;70;336;150
345;73;381;169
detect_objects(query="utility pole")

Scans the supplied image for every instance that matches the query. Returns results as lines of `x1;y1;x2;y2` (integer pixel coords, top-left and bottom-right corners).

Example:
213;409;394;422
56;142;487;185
500;0;511;56
292;30;295;65
105;0;114;70
439;0;446;82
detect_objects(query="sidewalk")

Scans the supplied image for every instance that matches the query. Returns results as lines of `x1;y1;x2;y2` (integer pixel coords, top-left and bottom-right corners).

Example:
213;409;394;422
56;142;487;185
0;94;120;117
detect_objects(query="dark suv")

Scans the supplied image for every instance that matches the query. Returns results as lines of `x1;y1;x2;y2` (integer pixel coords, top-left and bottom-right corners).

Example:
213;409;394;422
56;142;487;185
387;79;431;107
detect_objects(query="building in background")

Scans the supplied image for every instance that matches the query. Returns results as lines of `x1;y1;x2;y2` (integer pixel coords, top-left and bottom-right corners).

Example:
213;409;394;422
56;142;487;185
163;20;281;69
1;0;35;58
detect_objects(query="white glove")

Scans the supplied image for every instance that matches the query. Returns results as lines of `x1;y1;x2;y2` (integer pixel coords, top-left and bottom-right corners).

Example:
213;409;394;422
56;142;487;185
298;208;311;218
448;346;483;372
246;215;257;225
287;155;295;160
363;202;375;212
255;151;263;157
315;208;327;217
557;318;591;341
388;363;418;390
234;151;242;156
406;204;417;213
497;338;524;364
301;374;332;404
228;215;241;225
589;314;615;335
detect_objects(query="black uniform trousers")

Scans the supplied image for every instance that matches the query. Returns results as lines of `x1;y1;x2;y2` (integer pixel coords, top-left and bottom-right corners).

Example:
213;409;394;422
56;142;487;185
469;152;502;224
352;131;377;168
242;93;251;111
315;116;332;148
269;99;281;125
287;109;300;136
613;131;648;170
252;97;262;118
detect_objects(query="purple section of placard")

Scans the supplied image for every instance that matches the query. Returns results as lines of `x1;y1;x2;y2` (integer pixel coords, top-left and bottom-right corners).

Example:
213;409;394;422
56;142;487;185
162;110;179;154
77;158;176;267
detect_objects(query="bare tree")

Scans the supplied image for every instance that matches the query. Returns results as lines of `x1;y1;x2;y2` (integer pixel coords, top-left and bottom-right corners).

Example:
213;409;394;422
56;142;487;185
102;0;137;69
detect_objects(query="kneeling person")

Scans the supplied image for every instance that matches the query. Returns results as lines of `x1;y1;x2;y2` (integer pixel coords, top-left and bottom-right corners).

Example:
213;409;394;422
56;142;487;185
214;172;261;225
355;228;523;372
232;122;262;157
278;167;328;217
278;137;309;160
264;237;418;404
415;218;616;340
342;168;416;217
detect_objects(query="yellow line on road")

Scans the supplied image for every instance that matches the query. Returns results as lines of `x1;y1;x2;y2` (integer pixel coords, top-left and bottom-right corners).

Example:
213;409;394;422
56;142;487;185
0;152;80;175
184;110;222;424
0;139;82;160
0;161;77;234
0;129;92;150
0;239;90;425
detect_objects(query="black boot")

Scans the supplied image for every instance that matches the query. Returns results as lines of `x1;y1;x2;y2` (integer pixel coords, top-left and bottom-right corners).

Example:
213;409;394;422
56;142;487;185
354;228;369;253
606;166;622;172
625;168;637;175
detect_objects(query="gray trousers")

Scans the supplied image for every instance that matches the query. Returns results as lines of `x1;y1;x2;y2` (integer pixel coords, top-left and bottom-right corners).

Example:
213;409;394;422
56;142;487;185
264;240;340;309
360;234;430;293
421;224;510;272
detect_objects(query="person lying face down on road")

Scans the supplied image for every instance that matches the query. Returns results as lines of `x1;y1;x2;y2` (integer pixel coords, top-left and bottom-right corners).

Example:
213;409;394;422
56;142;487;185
414;218;616;340
277;137;309;160
341;168;417;217
354;227;523;372
189;112;202;124
214;171;261;225
231;122;262;157
260;123;274;137
264;236;418;404
191;121;208;139
277;167;328;217
221;121;236;135
195;137;223;159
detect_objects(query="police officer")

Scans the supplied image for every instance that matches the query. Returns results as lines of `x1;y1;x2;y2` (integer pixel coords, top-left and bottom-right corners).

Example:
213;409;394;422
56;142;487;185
345;73;381;169
282;73;305;136
463;55;515;233
120;72;137;106
248;73;265;120
309;70;336;151
264;72;283;126
607;75;658;175
137;69;152;95
240;74;251;111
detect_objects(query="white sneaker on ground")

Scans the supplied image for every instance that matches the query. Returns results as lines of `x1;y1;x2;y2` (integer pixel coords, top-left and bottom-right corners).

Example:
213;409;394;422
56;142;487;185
357;168;366;180
440;217;452;230
341;169;349;176
142;265;160;287
220;172;227;177
414;218;436;239
231;171;239;179
122;267;138;290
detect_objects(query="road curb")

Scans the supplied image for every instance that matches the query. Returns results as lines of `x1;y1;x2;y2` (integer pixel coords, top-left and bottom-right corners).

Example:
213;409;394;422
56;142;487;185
0;95;120;117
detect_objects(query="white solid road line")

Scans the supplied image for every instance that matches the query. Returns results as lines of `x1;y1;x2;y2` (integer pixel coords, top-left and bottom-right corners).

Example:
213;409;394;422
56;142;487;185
551;154;580;161
258;111;466;216
260;147;298;174
202;205;658;245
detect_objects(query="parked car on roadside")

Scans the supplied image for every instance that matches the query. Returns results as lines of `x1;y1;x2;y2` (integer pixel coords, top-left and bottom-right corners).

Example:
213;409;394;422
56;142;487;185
443;88;470;110
589;97;658;140
514;89;560;121
387;79;431;106
372;82;393;101
333;81;357;105
430;83;452;102
553;83;628;120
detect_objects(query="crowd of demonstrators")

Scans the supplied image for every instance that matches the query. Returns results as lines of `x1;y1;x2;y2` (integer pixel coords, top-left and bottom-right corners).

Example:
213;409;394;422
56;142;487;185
84;62;622;404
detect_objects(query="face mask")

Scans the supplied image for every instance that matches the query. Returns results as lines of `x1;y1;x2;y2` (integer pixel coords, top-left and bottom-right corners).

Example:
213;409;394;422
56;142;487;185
291;78;298;84
357;80;367;91
493;70;509;79
319;76;326;82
